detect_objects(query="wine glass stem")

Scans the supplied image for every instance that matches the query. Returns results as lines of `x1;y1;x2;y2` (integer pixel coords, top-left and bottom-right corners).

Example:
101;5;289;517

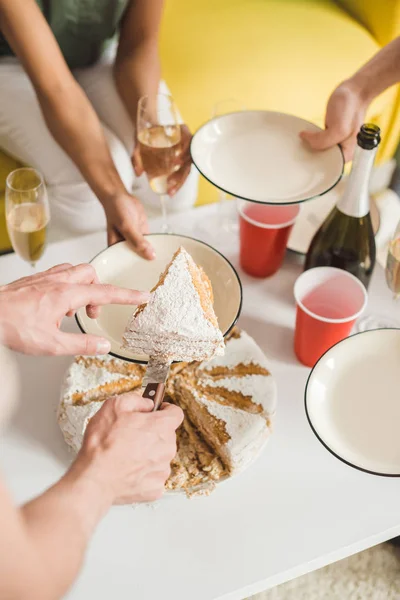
160;194;170;233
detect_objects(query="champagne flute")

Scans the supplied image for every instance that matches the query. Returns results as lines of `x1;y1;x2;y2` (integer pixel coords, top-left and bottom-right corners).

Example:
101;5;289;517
212;99;246;234
6;168;49;268
137;94;181;233
356;216;400;331
195;99;246;245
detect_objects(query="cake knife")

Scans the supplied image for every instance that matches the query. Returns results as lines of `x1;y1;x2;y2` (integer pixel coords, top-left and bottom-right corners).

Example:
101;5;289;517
142;357;171;411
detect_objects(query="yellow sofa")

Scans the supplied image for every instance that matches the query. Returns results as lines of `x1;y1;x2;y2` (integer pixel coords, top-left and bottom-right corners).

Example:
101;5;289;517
160;0;400;203
1;0;400;252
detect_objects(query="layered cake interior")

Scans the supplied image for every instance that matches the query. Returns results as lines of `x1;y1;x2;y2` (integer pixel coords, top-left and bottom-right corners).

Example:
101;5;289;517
59;329;277;496
122;246;225;362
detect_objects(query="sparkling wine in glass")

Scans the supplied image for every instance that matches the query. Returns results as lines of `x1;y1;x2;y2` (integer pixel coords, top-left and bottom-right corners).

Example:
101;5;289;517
137;94;181;233
356;216;400;331
6;168;49;268
212;99;246;234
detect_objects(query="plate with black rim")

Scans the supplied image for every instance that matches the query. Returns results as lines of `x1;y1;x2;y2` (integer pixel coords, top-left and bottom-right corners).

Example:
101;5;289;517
76;234;242;364
305;328;400;477
191;110;344;205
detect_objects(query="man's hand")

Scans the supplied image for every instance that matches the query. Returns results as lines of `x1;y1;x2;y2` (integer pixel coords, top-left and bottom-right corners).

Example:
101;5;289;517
0;263;150;356
0;392;182;600
74;392;184;504
300;80;368;162
101;192;156;259
132;124;193;196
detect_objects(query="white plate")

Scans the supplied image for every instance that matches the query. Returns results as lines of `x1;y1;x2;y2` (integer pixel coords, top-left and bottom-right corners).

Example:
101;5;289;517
76;234;242;363
305;329;400;476
191;111;344;204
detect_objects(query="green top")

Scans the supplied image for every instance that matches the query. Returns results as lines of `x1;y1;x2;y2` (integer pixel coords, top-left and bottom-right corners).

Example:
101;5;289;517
0;0;130;69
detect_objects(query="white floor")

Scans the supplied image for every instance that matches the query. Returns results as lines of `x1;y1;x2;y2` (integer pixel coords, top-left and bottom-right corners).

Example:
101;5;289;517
250;543;400;600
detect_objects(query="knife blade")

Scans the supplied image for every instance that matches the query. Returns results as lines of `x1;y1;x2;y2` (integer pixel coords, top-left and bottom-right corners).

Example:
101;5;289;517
142;357;171;411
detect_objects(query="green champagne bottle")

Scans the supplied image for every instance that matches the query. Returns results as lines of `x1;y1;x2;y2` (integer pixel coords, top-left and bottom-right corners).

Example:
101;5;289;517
304;124;381;289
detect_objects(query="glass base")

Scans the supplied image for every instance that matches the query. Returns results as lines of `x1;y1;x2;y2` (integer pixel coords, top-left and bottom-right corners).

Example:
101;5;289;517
194;201;238;246
219;199;239;233
160;222;172;234
355;314;400;333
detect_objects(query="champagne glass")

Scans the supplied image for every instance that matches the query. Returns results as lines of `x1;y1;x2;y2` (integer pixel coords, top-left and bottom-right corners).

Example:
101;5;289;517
137;94;181;233
356;216;400;331
6;168;49;268
212;98;246;235
195;99;246;245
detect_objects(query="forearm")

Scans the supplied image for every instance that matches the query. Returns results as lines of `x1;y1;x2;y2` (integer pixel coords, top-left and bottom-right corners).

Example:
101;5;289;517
348;36;400;103
20;458;112;600
37;81;127;204
114;40;161;126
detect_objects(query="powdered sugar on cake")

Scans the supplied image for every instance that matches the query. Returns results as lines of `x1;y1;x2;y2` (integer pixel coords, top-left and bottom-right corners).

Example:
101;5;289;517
60;402;102;453
58;360;135;453
123;248;224;361
62;361;127;404
201;331;268;370
189;387;270;472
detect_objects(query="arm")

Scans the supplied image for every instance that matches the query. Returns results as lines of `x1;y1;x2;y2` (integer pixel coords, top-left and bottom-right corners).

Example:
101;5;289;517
301;37;400;161
0;393;183;600
0;467;111;600
350;36;400;101
115;0;164;125
0;0;154;258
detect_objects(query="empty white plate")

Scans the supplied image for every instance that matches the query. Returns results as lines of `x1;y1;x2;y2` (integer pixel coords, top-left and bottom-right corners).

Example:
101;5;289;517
305;329;400;476
76;234;242;363
191;111;344;204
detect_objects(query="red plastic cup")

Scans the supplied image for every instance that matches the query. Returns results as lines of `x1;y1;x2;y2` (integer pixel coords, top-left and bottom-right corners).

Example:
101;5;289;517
294;267;368;368
238;201;300;277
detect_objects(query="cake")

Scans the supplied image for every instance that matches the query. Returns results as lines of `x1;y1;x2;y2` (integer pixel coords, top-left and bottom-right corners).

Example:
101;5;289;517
58;329;277;496
122;247;225;362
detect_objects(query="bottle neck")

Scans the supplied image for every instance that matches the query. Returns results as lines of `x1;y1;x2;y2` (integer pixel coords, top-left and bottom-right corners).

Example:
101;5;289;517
337;144;378;218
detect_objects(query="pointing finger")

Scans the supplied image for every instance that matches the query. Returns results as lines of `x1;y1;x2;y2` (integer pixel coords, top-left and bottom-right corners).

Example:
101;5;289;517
67;283;151;312
48;263;101;318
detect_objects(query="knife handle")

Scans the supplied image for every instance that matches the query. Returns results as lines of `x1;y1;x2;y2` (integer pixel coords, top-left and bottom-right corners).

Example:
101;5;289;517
143;382;166;411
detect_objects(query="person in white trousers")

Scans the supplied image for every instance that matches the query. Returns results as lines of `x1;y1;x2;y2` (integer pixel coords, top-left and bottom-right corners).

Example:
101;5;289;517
0;0;198;260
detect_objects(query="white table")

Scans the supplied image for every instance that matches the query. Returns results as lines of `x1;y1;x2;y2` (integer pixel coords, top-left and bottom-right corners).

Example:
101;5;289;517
1;204;400;600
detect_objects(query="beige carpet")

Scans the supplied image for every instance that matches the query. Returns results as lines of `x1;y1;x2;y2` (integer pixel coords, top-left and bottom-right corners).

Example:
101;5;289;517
249;543;400;600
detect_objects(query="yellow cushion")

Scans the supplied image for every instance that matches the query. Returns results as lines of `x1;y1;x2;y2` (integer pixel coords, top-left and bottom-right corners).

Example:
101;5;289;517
161;0;383;129
0;151;21;252
160;0;396;204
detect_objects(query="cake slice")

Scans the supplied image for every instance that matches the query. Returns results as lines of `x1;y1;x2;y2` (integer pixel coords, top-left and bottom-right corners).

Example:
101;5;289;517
123;247;225;362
